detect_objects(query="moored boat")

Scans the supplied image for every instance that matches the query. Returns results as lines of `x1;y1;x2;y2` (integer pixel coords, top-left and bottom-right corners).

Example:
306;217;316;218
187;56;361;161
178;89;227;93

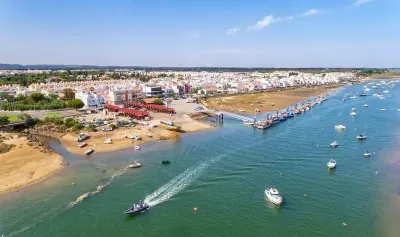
364;104;368;107
243;120;255;125
85;148;94;155
79;141;87;148
146;132;152;137
287;112;294;118
335;125;346;131
161;160;171;164
327;159;336;169
357;135;366;140
350;112;357;116
264;188;283;206
76;133;88;142
330;141;339;148
364;152;371;158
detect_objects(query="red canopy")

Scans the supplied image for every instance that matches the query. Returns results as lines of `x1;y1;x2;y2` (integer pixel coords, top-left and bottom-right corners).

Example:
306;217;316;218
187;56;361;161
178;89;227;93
118;108;150;119
124;101;175;114
104;104;121;112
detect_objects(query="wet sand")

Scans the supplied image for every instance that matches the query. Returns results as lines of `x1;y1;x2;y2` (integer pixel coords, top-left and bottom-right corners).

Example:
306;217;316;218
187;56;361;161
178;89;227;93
0;133;64;195
202;84;342;113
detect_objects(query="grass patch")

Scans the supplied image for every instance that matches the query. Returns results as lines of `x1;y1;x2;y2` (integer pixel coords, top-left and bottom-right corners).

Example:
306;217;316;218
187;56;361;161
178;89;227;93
0;114;24;122
44;111;61;117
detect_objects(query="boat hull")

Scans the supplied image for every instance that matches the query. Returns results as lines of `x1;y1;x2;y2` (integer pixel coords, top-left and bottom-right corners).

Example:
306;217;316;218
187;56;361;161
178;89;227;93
124;205;149;215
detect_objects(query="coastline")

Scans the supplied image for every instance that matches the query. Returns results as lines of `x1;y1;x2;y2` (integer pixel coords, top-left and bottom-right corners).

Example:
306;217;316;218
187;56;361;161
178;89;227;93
0;133;64;195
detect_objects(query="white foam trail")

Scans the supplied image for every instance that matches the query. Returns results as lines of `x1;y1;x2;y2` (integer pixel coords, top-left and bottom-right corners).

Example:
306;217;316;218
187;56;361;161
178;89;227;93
68;166;129;208
144;154;226;206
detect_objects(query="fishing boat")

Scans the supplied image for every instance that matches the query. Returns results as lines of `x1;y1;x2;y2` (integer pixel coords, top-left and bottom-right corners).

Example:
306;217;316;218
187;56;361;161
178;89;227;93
243;120;255;125
124;201;149;215
335;125;346;131
146;132;152;137
85;148;94;155
134;146;140;150
104;137;112;144
79;141;87;148
330;141;339;148
327;159;336;169
264;188;283;206
256;121;271;130
350;112;357;116
76;133;88;142
357;135;366;140
364;104;368;107
364;152;371;158
161;160;171;164
129;160;142;168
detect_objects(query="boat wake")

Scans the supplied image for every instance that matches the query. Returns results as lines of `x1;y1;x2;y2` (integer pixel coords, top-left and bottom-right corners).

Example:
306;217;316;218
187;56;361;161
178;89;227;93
68;166;129;208
144;153;226;207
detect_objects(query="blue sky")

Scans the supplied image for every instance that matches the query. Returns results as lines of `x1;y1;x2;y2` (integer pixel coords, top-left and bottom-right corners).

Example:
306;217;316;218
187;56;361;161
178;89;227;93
0;0;398;67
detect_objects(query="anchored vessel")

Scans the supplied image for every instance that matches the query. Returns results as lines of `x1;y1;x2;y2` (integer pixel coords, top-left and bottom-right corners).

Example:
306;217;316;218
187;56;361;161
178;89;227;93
327;159;336;169
265;188;283;206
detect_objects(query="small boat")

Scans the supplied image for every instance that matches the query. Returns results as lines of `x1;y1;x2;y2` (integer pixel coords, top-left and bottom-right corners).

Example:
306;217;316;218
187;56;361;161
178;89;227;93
124;201;149;215
146;132;152;137
360;93;367;97
335;125;346;131
104;137;112;144
383;90;389;94
243;120;254;125
357;135;367;140
342;98;346;102
352;108;357;111
350;96;357;99
85;148;94;155
134;146;140;150
327;159;336;169
79;141;87;148
238;109;246;112
161;160;171;164
372;85;378;89
264;188;283;206
287;112;294;118
129;160;142;168
350;112;357;116
134;134;142;140
398;108;400;112
125;134;135;139
380;108;386;111
330;141;339;148
364;104;368;107
364;88;371;92
364;152;371;158
76;133;88;142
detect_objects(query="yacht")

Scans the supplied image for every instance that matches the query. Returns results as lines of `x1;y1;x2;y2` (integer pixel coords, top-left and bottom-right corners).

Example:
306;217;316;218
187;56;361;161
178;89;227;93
265;188;283;206
327;159;336;169
335;125;346;131
350;112;357;116
330;141;339;148
357;135;367;140
364;152;371;158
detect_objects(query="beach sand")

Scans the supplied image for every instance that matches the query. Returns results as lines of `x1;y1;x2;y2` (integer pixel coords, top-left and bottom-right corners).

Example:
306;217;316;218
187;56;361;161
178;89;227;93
0;133;64;195
201;84;342;114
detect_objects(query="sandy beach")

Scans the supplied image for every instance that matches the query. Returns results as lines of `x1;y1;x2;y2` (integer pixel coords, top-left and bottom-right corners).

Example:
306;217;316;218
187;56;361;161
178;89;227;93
201;84;341;114
0;133;64;195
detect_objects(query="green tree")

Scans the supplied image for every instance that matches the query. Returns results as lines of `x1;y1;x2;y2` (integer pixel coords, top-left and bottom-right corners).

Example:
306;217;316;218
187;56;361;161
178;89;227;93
0;92;13;101
152;98;164;105
48;94;59;100
16;94;27;102
109;124;117;130
62;88;75;101
86;124;96;132
28;93;45;104
68;99;84;110
0;116;9;126
64;117;77;127
73;123;84;131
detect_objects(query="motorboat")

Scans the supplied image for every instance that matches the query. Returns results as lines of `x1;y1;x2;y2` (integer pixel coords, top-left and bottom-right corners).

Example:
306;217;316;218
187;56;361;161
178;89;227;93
330;141;339;148
287;112;295;118
398;108;400;112
350;96;357;99
380;108;386;111
134;134;142;140
264;188;283;206
79;141;87;148
364;152;371;158
124;201;149;215
352;108;357;111
360;93;367;97
350;112;357;116
129;160;142;168
364;104;368;107
372;85;378;89
383;90;389;94
342;98;346;102
357;135;367;140
256;122;271;130
104;137;112;144
327;159;336;169
243;120;255;125
335;125;346;131
76;133;88;142
85;148;94;155
125;134;135;139
364;88;371;92
146;132;152;137
161;160;171;164
134;146;140;150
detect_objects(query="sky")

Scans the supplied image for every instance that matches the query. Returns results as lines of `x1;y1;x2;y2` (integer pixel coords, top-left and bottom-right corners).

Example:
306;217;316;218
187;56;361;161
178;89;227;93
0;0;399;67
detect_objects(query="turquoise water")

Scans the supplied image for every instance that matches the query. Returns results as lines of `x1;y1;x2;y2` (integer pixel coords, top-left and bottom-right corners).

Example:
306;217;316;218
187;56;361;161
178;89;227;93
1;81;400;237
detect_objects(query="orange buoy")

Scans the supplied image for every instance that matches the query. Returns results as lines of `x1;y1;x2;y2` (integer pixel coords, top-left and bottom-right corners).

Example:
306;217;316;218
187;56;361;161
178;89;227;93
193;207;198;212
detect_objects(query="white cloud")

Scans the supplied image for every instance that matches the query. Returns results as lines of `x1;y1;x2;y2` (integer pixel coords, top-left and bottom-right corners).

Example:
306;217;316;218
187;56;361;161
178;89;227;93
249;15;293;30
227;27;240;35
353;0;372;6
302;9;320;16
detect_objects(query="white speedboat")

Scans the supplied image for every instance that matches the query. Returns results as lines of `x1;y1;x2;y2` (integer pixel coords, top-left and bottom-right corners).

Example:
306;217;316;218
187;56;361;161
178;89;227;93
330;141;339;148
357;135;366;140
350;96;357;99
335;125;346;131
134;146;140;150
350;112;357;116
264;188;283;206
129;160;142;168
364;152;371;158
243;120;254;125
327;159;336;169
363;104;368;107
104;137;112;144
352;108;357;111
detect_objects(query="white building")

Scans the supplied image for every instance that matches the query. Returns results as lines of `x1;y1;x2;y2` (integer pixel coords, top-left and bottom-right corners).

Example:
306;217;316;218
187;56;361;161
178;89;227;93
75;91;105;108
143;85;163;97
